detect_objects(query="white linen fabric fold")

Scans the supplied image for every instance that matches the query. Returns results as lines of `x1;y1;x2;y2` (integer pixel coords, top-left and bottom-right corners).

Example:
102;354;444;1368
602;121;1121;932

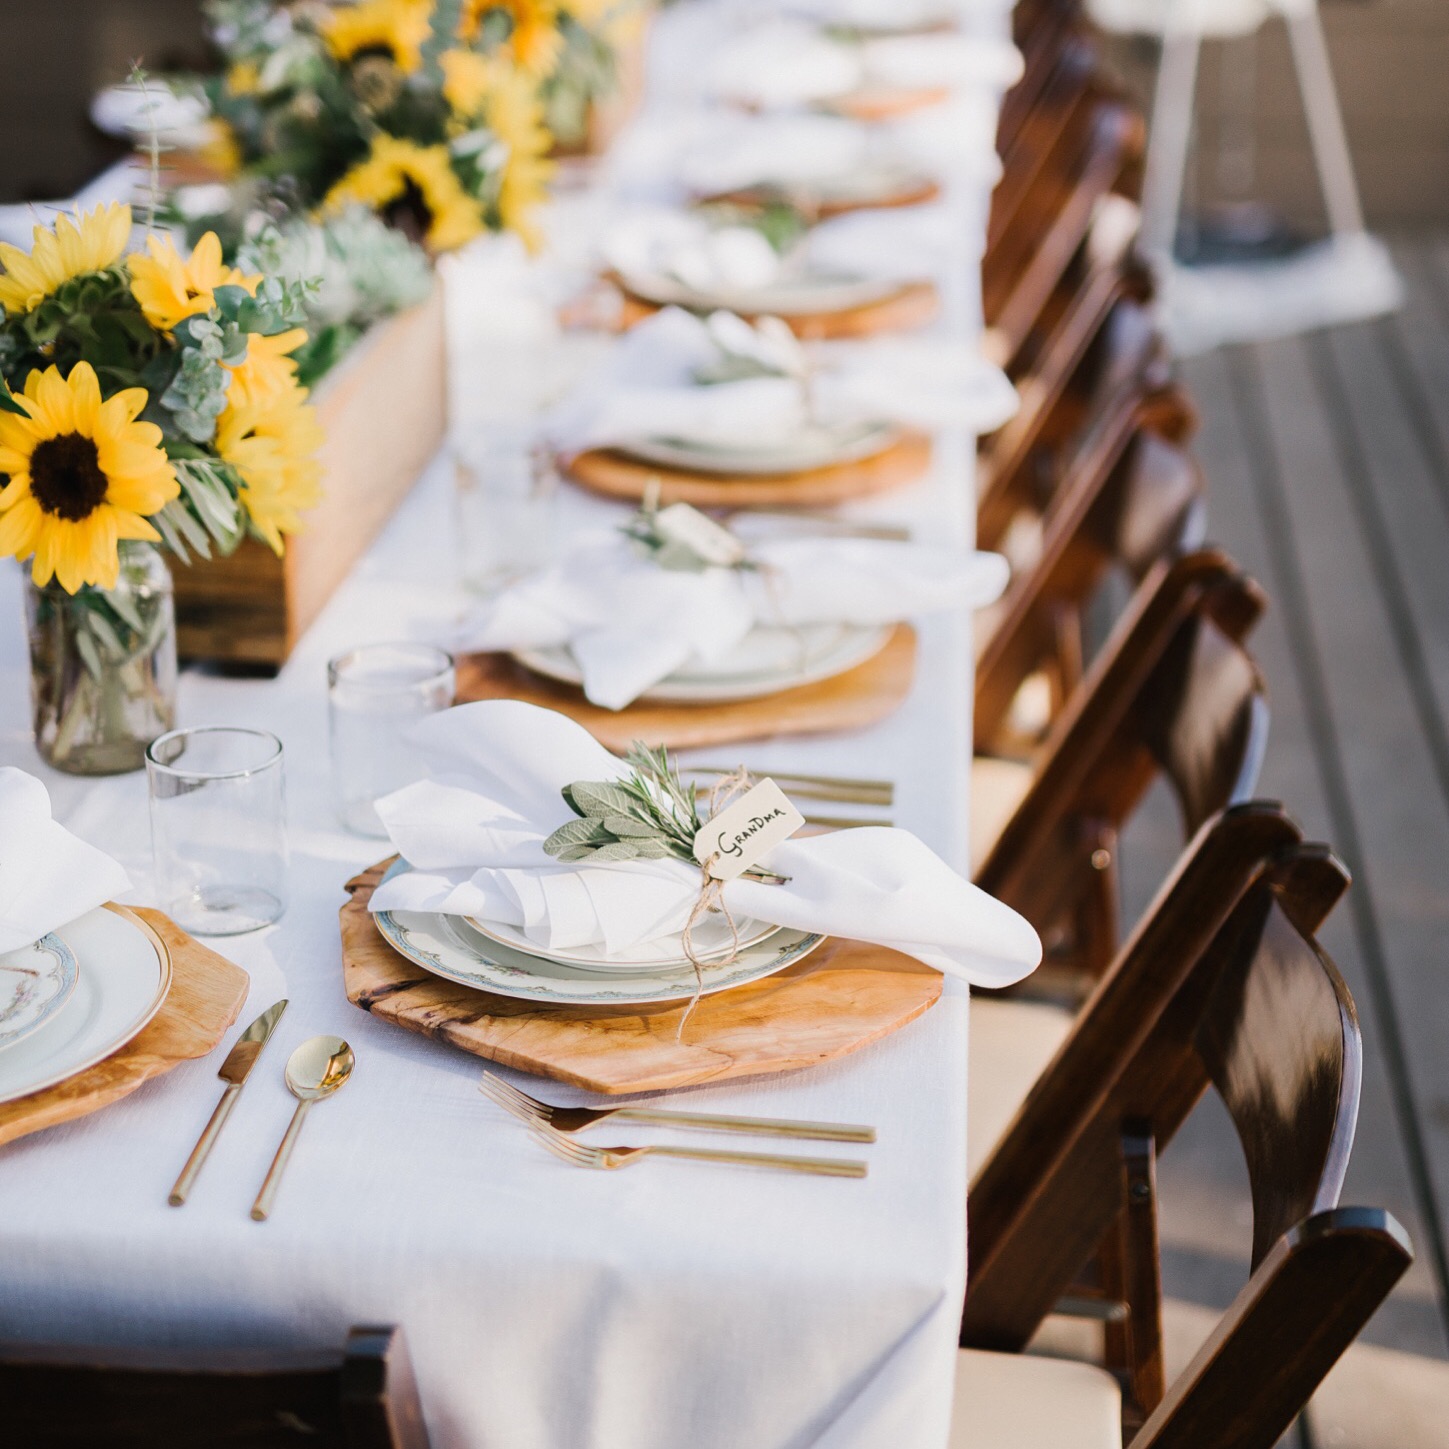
0;768;132;953
458;523;1009;709
602;202;977;295
368;701;1041;986
546;306;1018;455
675;108;1001;198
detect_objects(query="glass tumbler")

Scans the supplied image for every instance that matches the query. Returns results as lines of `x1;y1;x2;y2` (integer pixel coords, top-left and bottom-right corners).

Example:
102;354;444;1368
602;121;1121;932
452;425;558;596
146;727;288;936
328;643;455;837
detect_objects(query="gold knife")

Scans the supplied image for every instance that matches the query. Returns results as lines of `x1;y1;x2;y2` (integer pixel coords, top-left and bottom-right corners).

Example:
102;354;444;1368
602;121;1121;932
169;999;288;1207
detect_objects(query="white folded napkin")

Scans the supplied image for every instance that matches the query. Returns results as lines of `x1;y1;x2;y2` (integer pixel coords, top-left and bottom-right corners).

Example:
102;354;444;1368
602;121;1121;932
602;202;975;296
547;307;1018;455
458;519;1010;709
861;34;1024;91
0;769;132;954
708;21;864;108
368;701;1041;987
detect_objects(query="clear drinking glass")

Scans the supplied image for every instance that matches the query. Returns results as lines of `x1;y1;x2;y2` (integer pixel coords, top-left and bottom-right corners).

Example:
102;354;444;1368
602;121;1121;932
452;425;558;596
327;643;456;837
146;727;289;936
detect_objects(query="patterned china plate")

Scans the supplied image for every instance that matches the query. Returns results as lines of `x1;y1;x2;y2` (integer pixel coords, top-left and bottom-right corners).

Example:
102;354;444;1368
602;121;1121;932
0;905;171;1104
617;419;897;477
375;864;824;1006
514;621;894;705
619;267;907;318
0;934;78;1052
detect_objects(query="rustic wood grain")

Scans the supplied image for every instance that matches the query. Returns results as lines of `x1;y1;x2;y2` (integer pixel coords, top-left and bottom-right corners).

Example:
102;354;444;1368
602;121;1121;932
565;430;932;510
455;623;916;750
170;284;447;670
615;279;940;341
341;861;941;1094
0;909;250;1149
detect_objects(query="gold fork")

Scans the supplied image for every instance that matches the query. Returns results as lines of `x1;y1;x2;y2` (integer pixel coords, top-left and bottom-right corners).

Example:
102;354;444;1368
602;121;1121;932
480;1071;875;1143
526;1118;868;1178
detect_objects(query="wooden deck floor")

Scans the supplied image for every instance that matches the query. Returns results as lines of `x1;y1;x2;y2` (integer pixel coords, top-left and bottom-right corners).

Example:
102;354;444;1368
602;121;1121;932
1116;234;1449;1387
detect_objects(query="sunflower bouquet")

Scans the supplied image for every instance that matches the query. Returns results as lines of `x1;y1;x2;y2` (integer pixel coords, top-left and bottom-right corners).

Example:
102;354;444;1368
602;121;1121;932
163;0;557;255
0;202;323;771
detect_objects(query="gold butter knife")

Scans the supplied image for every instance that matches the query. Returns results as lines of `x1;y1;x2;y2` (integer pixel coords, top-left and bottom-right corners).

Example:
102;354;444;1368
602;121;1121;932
169;998;288;1207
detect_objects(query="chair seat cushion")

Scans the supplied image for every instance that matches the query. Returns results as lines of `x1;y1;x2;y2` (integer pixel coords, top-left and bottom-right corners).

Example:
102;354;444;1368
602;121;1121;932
970;756;1035;872
967;996;1074;1178
950;1349;1122;1449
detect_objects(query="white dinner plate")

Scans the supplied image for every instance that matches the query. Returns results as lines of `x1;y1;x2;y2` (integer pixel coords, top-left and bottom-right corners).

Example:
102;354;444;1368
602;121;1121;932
619;266;908;318
0;906;172;1105
467;910;779;972
514;621;894;704
617;419;898;477
374;865;824;1006
0;934;78;1052
702;159;936;210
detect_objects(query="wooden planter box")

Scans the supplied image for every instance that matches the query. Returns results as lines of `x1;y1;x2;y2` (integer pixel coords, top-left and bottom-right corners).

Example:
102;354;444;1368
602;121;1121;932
170;282;446;670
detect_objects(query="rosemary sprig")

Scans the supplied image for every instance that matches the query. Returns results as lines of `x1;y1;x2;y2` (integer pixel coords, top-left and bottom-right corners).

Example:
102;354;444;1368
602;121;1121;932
544;742;704;865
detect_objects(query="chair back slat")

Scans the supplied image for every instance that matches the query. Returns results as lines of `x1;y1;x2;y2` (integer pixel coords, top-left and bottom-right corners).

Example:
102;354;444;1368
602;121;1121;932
1132;1209;1411;1449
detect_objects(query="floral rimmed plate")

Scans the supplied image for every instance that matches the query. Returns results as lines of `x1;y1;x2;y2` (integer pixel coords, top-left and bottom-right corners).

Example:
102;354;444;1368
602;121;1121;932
0;934;78;1052
514;621;894;705
467;910;780;972
0;905;172;1105
616;419;898;478
374;864;824;1006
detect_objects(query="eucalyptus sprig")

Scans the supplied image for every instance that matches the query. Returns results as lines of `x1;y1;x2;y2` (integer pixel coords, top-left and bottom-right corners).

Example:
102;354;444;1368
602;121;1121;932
543;742;702;864
620;494;753;574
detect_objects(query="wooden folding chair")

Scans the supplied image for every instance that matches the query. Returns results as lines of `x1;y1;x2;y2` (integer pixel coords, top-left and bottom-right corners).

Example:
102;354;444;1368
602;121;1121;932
979;294;1190;557
984;77;1145;372
956;806;1412;1447
1;1324;430;1449
975;417;1206;758
972;550;1269;987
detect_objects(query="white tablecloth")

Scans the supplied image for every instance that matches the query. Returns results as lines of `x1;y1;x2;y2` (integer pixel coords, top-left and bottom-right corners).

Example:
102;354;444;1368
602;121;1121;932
0;5;1003;1445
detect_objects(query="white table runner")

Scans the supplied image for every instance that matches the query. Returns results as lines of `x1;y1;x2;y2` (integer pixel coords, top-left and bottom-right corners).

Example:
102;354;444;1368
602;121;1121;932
0;3;1009;1443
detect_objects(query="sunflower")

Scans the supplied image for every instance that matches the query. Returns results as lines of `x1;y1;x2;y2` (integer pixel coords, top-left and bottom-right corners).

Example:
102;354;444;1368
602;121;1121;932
127;231;261;333
322;135;484;253
0;204;132;318
197;118;243;181
480;62;554;248
0;362;178;592
227;327;309;406
215;374;324;555
226;59;262;96
321;0;434;74
460;0;563;78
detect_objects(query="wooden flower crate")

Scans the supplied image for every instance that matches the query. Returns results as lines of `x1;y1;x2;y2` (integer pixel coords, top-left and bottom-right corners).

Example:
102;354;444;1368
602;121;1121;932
169;282;446;671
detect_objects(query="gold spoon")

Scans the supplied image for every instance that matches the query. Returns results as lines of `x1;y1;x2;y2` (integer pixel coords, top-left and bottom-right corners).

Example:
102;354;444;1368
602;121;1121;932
250;1036;355;1222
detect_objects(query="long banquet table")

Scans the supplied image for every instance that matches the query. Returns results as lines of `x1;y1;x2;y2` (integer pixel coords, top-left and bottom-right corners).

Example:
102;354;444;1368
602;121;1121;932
0;6;1008;1445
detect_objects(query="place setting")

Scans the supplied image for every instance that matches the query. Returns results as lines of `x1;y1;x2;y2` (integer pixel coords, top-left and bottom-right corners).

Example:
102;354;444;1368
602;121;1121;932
547;305;1017;509
341;698;1041;1094
0;768;249;1148
448;486;1009;748
602;200;956;338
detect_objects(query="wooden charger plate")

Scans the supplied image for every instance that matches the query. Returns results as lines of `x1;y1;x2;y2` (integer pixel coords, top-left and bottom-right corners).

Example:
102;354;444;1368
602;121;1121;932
566;429;932;510
700;176;942;222
457;623;916;751
343;861;941;1094
615;279;941;341
0;909;250;1149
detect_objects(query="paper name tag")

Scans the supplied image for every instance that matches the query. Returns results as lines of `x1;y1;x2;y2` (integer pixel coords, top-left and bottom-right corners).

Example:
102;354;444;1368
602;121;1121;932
654;502;748;568
693;780;804;881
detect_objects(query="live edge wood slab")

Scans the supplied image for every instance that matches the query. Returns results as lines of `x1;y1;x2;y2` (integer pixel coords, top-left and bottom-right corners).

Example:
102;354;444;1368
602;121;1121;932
0;910;249;1149
456;623;917;751
342;861;942;1094
565;429;933;510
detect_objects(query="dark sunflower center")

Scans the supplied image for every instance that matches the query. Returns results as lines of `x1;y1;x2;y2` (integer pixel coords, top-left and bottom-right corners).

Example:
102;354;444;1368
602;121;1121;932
30;433;108;522
382;178;434;245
